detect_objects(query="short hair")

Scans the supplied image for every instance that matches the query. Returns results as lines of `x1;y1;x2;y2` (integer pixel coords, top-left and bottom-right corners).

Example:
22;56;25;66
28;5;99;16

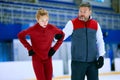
35;8;49;20
79;2;92;10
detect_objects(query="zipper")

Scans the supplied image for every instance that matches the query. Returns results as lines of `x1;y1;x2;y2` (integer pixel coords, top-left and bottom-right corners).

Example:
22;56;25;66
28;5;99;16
85;22;88;61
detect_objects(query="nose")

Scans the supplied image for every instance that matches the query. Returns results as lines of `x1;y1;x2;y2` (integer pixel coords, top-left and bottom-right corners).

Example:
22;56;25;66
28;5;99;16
79;12;84;16
80;12;85;15
43;21;48;26
81;15;84;17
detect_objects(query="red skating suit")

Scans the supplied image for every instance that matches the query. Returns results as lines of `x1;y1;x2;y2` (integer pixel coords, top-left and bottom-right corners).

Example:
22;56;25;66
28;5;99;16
18;23;64;80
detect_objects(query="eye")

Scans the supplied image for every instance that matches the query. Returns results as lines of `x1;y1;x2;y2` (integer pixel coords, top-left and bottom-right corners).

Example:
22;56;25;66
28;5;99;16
40;20;44;22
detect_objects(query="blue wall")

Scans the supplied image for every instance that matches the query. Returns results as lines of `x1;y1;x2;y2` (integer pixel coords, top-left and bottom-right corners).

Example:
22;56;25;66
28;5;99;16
0;23;21;61
103;29;120;44
0;23;21;41
0;22;120;43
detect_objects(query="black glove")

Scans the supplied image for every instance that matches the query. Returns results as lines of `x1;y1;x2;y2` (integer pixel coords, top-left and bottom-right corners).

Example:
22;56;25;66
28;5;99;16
28;50;35;56
96;56;104;69
48;48;56;57
55;34;63;40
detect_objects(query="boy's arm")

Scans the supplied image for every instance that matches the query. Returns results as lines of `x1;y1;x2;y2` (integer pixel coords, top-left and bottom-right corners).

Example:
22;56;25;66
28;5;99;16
53;30;65;51
48;29;64;57
48;20;73;56
17;30;32;51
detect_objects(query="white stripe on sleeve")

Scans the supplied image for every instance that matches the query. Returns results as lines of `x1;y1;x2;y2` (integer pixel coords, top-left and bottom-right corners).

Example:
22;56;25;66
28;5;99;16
96;23;106;56
63;20;73;40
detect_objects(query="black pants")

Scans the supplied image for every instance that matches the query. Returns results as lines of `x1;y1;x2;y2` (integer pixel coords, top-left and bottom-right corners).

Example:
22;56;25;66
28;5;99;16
71;61;98;80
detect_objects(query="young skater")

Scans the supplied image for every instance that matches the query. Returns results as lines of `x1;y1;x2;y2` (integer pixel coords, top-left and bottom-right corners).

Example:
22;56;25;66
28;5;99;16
18;8;64;80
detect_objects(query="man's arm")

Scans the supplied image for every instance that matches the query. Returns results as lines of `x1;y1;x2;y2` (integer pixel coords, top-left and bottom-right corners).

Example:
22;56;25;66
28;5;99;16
63;20;73;40
96;23;106;56
96;23;106;69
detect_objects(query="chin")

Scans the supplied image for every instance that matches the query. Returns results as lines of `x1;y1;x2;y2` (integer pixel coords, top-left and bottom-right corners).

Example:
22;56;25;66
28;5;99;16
43;26;47;28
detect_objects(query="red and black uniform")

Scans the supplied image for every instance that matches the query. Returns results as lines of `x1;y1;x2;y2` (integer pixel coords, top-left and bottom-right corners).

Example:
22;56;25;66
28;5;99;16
18;23;64;80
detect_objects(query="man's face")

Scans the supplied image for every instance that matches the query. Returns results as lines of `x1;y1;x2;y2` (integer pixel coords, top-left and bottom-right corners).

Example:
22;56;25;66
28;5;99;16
78;7;91;21
37;15;49;28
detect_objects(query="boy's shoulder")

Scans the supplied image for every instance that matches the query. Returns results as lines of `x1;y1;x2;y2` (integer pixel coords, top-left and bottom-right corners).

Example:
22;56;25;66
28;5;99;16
48;23;55;27
48;24;61;31
48;24;57;28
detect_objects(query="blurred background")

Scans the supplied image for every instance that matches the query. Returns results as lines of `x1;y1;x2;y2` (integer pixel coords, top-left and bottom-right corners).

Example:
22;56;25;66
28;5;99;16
0;0;120;80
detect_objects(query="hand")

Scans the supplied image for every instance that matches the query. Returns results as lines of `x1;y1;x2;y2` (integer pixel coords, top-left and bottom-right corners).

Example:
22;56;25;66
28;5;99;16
55;34;63;40
96;56;104;69
28;50;35;56
48;48;56;57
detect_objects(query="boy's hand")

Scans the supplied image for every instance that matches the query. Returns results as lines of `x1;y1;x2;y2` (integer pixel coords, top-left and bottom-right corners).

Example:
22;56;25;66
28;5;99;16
55;34;63;40
28;50;35;56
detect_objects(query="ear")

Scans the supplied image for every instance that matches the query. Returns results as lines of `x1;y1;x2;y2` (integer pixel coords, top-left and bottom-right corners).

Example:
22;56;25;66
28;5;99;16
89;10;92;15
36;17;38;22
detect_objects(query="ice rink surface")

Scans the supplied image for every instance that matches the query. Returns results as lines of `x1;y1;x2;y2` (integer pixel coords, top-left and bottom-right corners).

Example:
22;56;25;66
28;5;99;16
0;60;120;80
52;73;120;80
99;75;120;80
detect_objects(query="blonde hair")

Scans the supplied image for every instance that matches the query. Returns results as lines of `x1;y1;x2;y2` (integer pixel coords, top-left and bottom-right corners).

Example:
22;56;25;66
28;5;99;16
36;8;49;20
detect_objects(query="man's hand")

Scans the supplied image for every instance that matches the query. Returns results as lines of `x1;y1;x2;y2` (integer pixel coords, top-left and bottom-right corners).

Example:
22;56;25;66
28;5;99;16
48;48;56;57
28;50;35;56
96;56;104;69
55;34;63;40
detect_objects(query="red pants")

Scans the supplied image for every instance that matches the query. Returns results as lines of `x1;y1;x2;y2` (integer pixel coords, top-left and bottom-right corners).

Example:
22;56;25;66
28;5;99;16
32;55;53;80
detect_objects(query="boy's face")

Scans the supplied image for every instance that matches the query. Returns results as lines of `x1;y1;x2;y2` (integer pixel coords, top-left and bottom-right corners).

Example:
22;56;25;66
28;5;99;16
37;15;49;28
78;7;91;21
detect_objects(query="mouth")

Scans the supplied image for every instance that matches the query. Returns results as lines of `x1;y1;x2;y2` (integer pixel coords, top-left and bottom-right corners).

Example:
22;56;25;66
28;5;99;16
81;15;84;17
42;25;47;28
42;24;47;27
79;16;85;21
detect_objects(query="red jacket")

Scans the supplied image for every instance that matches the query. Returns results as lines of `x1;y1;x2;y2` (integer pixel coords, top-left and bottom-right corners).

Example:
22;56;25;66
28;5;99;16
18;23;64;60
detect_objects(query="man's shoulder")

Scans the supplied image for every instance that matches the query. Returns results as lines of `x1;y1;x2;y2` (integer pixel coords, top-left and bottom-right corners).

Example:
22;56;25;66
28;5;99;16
90;19;98;23
71;17;78;21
